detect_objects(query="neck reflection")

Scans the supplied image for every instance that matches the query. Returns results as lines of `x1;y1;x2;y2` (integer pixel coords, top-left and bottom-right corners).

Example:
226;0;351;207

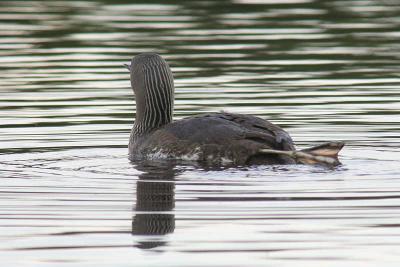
131;160;179;250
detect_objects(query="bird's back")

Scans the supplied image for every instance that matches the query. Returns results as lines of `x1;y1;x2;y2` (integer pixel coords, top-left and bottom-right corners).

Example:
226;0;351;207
129;112;296;166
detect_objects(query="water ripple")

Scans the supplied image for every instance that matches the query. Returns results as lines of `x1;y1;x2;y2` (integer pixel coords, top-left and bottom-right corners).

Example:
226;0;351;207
1;0;400;266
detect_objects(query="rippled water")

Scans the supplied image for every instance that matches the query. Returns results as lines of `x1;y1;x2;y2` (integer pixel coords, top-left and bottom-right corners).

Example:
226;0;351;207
1;0;400;266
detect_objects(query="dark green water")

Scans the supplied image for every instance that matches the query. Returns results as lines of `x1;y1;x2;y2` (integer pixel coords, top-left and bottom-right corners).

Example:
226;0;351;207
1;0;400;266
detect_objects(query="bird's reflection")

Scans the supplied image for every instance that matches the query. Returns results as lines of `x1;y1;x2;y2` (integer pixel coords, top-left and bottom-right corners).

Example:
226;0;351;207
131;160;180;249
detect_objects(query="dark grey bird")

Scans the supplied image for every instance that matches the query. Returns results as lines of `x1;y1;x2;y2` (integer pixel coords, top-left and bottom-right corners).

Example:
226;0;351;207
126;53;344;167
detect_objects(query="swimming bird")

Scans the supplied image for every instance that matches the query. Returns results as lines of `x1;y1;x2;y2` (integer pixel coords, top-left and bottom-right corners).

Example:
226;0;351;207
126;53;344;166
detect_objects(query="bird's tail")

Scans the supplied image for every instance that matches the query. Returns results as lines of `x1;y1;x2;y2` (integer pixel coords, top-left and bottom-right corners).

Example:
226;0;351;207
258;142;345;166
297;142;345;166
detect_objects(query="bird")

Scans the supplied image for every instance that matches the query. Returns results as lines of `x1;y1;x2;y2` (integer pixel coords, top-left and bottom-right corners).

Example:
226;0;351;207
125;53;344;167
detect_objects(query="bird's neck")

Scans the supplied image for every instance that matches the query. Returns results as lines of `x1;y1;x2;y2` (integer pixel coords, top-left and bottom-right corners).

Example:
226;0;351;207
132;90;174;136
130;61;175;139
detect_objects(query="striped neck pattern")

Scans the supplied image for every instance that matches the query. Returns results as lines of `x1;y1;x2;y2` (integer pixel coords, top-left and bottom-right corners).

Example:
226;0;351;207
132;56;174;137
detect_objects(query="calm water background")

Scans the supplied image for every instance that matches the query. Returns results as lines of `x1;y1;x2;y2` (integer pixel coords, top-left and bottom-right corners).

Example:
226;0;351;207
1;0;400;266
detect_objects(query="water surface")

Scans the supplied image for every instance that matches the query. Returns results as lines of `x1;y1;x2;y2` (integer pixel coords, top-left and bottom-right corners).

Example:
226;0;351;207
1;0;400;266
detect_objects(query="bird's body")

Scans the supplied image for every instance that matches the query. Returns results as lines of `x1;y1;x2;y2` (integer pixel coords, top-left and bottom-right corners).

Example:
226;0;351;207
129;112;296;165
126;53;344;167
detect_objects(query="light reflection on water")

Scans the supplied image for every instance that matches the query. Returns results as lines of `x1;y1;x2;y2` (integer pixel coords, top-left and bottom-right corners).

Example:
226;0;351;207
1;0;400;266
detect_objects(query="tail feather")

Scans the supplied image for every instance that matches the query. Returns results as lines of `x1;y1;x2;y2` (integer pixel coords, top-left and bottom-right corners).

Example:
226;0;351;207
258;142;345;166
301;142;344;157
297;142;345;166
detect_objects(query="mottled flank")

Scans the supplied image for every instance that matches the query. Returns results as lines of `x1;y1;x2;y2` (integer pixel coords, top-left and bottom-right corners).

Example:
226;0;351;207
130;110;297;165
130;102;295;165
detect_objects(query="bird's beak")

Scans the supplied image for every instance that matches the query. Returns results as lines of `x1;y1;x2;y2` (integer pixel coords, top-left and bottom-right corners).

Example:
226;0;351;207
124;63;131;71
